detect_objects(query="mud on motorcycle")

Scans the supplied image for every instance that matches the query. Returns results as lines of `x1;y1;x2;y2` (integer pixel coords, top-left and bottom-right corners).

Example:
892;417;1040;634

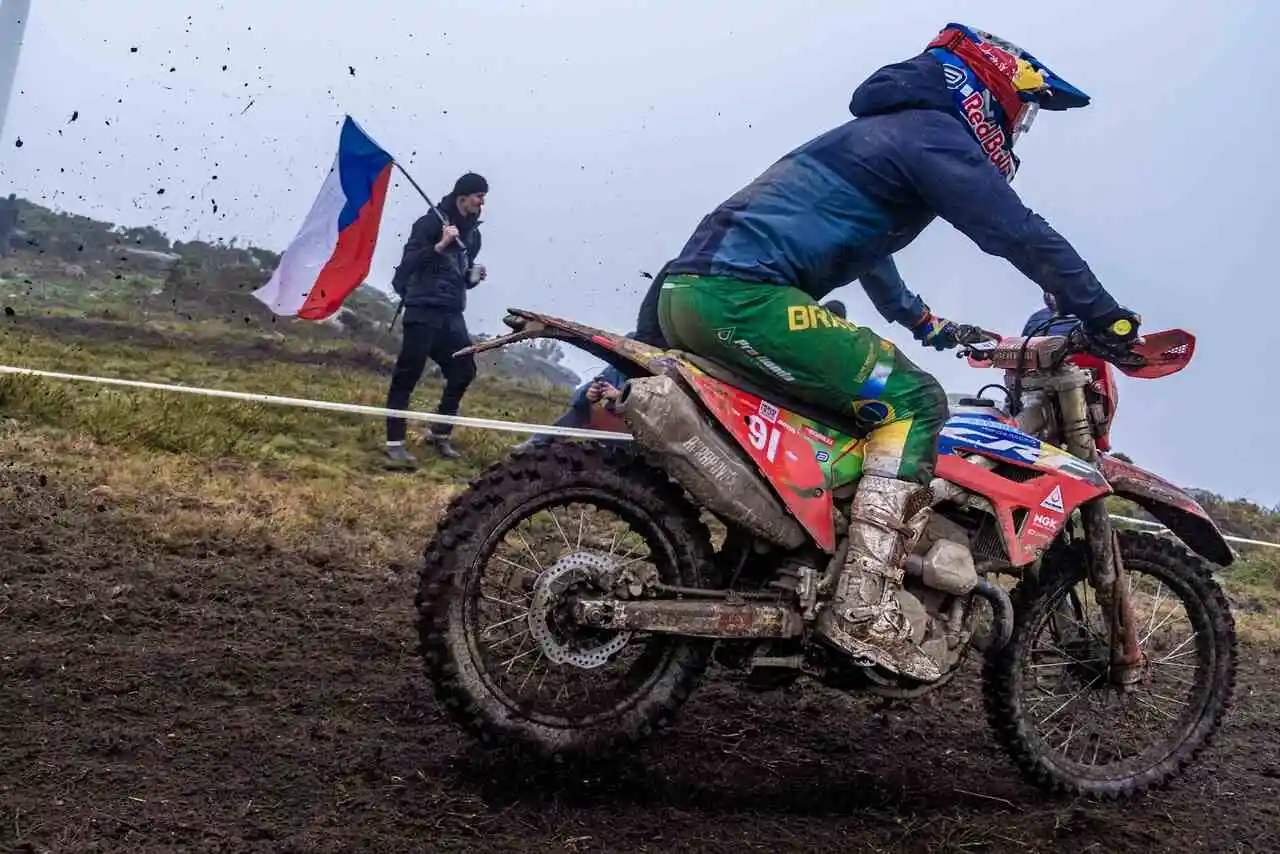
415;308;1236;799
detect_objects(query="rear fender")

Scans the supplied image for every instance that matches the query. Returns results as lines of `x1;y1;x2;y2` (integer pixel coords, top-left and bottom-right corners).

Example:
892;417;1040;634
454;308;671;381
673;360;839;551
1098;454;1233;566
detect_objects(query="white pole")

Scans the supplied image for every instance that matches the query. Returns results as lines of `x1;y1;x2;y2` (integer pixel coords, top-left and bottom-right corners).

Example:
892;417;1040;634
0;0;32;142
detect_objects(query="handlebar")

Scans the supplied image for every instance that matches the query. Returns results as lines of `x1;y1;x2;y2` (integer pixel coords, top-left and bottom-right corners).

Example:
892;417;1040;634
955;323;1196;381
957;325;1148;372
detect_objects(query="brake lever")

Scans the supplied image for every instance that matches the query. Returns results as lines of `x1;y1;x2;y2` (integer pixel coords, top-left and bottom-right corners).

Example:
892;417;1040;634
953;324;1002;346
1105;347;1149;370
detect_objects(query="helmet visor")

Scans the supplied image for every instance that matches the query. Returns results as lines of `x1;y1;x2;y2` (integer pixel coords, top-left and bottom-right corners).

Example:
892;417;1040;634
1012;101;1039;146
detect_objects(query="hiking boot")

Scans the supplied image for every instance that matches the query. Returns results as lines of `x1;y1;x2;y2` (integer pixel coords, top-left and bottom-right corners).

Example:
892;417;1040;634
814;474;941;683
429;435;463;460
383;444;418;470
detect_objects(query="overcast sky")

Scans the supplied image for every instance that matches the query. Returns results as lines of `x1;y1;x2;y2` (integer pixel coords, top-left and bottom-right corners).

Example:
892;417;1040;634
2;0;1277;505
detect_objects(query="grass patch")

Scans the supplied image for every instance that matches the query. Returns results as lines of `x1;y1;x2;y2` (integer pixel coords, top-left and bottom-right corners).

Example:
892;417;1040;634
1218;551;1280;643
0;427;452;575
0;319;572;475
0;316;584;572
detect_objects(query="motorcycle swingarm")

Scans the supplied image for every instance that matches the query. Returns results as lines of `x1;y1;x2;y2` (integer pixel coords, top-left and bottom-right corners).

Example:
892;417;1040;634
572;598;804;640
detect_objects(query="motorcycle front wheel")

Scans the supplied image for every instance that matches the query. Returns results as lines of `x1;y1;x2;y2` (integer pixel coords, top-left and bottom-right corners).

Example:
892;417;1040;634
984;529;1237;798
416;442;718;759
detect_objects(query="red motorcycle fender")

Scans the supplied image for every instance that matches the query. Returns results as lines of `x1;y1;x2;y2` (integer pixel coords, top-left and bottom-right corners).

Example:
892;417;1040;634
1098;455;1233;566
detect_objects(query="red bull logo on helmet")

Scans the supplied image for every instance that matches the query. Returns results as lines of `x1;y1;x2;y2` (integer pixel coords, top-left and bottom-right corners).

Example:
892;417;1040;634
973;40;1018;78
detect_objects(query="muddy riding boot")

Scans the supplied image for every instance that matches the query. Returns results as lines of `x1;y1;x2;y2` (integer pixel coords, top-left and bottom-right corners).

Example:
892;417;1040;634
814;475;942;683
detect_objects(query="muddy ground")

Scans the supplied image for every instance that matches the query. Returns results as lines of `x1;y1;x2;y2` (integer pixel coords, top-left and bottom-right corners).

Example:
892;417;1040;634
2;467;1278;854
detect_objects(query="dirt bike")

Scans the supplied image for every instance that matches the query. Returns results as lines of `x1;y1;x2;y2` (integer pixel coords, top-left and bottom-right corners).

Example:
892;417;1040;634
417;307;1236;799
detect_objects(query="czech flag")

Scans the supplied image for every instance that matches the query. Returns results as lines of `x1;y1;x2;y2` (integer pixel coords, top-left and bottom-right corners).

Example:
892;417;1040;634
253;116;394;320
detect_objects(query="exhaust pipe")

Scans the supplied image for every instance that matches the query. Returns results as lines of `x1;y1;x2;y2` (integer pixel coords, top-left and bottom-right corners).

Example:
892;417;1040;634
616;375;807;550
974;577;1015;652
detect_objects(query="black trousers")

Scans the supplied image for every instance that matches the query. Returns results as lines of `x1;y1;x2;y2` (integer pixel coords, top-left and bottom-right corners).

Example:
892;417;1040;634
385;309;477;442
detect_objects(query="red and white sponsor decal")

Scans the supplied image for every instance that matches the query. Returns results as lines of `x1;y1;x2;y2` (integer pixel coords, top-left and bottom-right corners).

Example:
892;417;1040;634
1040;484;1066;513
802;425;835;447
961;91;1015;177
1032;512;1057;531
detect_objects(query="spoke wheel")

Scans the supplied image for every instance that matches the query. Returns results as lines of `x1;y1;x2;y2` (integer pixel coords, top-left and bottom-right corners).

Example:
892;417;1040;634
984;530;1236;798
417;443;718;758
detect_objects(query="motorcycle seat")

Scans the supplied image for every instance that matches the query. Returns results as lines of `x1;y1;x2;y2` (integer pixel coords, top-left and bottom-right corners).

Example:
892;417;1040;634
676;351;873;440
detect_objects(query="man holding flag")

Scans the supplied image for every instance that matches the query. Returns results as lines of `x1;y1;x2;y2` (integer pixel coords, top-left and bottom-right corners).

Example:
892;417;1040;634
384;172;489;467
253;116;490;469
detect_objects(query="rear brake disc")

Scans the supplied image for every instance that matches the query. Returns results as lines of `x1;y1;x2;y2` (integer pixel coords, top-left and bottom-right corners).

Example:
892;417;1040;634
528;551;633;669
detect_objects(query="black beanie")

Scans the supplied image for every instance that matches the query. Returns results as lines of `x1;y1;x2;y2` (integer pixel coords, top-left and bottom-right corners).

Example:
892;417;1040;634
453;172;489;196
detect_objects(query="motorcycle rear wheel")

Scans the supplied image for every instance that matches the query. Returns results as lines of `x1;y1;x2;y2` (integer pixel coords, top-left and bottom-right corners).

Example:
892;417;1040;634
984;529;1237;798
416;442;718;759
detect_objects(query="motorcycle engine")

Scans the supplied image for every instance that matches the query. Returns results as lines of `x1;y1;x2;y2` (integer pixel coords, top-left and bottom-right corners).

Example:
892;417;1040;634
898;513;981;678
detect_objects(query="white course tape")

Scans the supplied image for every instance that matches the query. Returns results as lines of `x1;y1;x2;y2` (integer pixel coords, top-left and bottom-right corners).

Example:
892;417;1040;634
1109;513;1280;550
0;365;633;442
2;364;1276;551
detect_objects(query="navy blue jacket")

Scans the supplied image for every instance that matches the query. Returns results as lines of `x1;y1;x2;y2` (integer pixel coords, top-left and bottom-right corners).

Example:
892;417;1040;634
391;194;482;313
662;52;1120;327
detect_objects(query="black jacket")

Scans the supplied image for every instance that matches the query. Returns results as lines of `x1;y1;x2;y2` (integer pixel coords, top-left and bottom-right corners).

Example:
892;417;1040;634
633;261;673;349
391;193;482;313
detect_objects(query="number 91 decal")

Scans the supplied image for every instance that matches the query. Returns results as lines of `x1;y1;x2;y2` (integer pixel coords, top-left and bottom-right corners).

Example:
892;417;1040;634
747;413;783;462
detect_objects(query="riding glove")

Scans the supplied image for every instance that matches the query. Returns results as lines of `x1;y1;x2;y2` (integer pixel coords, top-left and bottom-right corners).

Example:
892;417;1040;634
909;308;964;350
1086;306;1142;348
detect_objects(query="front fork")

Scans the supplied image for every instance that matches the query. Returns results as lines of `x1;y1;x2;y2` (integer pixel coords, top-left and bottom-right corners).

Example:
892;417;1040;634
1058;380;1143;686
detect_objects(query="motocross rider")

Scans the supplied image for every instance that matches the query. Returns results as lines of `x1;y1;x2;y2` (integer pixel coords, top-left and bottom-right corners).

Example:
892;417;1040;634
637;24;1142;682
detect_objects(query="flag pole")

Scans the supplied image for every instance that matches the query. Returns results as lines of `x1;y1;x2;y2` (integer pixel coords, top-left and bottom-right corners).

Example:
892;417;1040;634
392;160;441;217
386;159;471;331
0;0;31;142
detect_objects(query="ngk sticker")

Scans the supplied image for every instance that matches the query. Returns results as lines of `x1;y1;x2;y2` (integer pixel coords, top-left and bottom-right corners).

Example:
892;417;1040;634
1033;513;1057;530
757;400;780;424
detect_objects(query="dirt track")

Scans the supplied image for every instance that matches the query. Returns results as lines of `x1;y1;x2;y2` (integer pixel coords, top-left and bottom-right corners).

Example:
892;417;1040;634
2;466;1279;853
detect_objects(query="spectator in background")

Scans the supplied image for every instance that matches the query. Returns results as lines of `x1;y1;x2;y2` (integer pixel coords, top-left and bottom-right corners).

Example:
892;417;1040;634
384;173;489;469
515;299;850;453
513;336;634;452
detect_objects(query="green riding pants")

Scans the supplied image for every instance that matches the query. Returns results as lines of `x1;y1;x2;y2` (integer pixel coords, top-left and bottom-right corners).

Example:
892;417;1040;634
657;274;948;485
